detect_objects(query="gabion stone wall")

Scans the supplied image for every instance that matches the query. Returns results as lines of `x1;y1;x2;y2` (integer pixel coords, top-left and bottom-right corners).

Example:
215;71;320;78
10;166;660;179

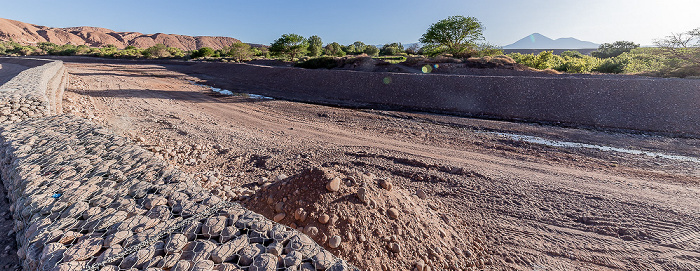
0;115;356;271
0;58;67;124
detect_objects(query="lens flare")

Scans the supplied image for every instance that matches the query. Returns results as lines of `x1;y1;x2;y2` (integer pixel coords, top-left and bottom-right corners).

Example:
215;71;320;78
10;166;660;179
383;77;392;84
421;65;433;73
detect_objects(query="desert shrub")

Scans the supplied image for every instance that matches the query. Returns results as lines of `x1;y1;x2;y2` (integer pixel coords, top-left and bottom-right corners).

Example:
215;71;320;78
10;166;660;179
190;47;215;58
404;44;420;55
475;43;503;57
142;44;171;58
294;56;340;69
556;55;600;73
560;50;584;58
508;51;563;70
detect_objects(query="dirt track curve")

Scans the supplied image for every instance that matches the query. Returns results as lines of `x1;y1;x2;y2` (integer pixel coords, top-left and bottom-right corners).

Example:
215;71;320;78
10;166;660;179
61;60;700;271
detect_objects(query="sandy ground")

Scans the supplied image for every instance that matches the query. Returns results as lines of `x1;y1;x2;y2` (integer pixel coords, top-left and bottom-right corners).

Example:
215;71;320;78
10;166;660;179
59;61;700;270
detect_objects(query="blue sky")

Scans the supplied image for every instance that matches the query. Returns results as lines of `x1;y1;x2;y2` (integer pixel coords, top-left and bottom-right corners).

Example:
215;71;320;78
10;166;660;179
0;0;698;46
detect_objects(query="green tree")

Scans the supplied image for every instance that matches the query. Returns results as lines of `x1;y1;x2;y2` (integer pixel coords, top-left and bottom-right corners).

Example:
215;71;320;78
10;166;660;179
655;28;700;66
269;33;308;60
352;41;366;54
591;41;640;58
380;43;404;56
343;44;356;55
307;35;323;57
226;42;253;61
419;15;484;55
324;42;345;57
363;45;379;56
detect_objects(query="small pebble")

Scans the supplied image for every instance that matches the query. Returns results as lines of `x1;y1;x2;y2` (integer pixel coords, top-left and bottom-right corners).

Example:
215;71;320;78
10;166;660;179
273;213;285;222
326;177;341;192
318;214;330;224
328;235;342;249
379;179;393;190
416;189;427;199
387;208;399;219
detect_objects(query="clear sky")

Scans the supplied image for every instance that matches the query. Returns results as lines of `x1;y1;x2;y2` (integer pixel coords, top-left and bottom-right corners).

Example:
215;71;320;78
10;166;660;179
0;0;698;46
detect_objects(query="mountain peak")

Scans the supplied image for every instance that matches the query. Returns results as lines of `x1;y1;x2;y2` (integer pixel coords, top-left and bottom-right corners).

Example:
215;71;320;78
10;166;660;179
504;33;598;49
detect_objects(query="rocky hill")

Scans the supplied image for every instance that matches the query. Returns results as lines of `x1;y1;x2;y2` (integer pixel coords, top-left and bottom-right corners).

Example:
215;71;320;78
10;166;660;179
0;18;241;50
504;33;598;49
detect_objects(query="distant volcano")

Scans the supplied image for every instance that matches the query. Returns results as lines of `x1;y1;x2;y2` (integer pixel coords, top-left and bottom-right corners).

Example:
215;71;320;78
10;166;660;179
504;33;598;49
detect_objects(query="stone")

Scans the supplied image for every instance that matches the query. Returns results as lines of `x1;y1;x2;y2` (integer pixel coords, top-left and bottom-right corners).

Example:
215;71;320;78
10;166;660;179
57;231;83;244
158;253;181;269
276;174;288;182
51;261;87;271
379;179;393;191
202;215;227;238
119;246;155;269
104;231;133;247
250;253;277;271
318;214;330;224
326;177;341;192
274;202;284;213
283;251;303;267
387;208;399;219
415;260;426;271
389;242;401;254
192;260;215;271
312;250;335;270
63;237;103;261
60;201;89;219
181;240;217;263
96;245;122;265
145;205;171;220
165;234;188;254
142;195;167;209
294;208;307;222
171;260;191;271
304;226;319;236
99;265;119;271
214;263;240;271
220;226;241;243
238;243;265;266
273;213;285;222
284;235;318;258
211;235;249;264
328;235;342;249
416;189;427;200
356;187;370;204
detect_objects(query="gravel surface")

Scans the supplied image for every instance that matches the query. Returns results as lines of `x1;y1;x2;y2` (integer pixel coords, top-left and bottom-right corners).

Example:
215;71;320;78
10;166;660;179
60;60;700;270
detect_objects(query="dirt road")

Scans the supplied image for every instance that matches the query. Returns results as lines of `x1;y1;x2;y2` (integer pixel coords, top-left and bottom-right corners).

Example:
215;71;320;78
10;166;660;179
62;60;700;271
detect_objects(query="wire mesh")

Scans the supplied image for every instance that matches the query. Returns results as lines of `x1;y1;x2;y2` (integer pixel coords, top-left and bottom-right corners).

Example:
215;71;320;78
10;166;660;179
0;115;358;271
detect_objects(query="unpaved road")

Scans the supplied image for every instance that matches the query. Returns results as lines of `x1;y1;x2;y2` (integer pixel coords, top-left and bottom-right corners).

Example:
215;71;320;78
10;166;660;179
61;60;700;271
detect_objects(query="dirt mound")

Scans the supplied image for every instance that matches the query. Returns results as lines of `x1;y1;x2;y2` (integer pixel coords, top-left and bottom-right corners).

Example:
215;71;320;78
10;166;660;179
0;17;241;50
243;167;487;270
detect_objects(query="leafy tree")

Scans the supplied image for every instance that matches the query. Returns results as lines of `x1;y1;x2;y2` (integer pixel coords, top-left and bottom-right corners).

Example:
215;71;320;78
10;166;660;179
591;41;640;58
167;47;185;58
404;44;420;55
307;35;323;57
225;42;253;61
419;15;484;55
269;33;308;60
352;41;366;54
324;42;345;57
380;43;404;56
343;44;356;55
363;45;379;56
655;28;700;66
560;50;584;58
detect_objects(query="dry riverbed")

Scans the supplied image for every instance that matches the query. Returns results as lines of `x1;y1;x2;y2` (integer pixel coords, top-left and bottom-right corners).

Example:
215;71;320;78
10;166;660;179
60;60;700;271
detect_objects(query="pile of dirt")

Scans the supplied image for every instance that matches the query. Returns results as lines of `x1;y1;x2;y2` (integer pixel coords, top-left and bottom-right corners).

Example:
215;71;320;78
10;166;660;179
0;18;240;50
243;167;489;271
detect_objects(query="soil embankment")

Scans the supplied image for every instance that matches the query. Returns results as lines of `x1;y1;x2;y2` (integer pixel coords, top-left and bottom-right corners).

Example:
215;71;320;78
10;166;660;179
60;59;700;270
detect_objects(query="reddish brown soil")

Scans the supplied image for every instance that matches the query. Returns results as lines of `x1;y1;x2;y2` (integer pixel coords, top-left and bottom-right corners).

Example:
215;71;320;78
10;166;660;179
61;60;700;271
0;18;240;50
